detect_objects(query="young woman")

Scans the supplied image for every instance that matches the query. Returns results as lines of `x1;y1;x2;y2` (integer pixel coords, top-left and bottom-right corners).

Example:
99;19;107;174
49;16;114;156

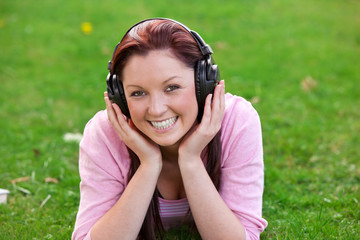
72;18;267;240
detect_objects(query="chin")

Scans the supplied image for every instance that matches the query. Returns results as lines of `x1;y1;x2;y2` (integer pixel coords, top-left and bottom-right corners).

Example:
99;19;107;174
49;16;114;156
153;137;182;148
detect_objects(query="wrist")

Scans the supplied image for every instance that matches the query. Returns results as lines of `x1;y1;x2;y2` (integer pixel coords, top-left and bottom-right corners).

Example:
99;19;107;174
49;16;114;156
140;158;163;174
178;154;203;171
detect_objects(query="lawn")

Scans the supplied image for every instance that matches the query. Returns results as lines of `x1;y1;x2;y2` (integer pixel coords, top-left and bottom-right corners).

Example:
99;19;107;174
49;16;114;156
0;0;359;239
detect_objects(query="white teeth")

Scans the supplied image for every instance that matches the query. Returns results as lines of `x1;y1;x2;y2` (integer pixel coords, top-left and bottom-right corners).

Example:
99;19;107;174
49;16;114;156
150;117;177;130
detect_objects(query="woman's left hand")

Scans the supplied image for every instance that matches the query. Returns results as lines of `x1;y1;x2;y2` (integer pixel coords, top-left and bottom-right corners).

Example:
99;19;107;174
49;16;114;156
178;80;225;160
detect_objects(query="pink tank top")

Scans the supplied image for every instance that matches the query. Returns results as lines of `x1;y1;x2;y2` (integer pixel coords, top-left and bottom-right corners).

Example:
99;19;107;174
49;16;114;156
158;197;192;229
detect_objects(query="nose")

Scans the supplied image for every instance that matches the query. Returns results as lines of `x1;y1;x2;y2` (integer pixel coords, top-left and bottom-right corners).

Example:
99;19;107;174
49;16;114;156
147;94;167;116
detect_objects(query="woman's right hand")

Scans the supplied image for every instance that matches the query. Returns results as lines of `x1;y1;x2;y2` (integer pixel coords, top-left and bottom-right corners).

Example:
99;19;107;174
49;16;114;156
104;92;162;169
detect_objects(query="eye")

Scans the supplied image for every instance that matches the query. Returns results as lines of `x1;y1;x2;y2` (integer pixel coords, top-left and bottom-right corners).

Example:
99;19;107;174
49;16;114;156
166;85;179;92
130;91;145;97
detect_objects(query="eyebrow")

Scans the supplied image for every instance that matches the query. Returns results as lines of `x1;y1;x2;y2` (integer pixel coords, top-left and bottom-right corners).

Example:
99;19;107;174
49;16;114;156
125;76;181;89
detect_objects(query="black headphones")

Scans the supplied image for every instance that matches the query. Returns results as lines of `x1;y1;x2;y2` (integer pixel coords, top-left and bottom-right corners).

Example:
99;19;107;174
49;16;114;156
106;18;220;122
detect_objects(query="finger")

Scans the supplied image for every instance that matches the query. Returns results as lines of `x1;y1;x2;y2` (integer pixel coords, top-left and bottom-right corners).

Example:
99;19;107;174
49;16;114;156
212;82;222;109
210;81;225;126
105;99;128;138
209;83;221;117
106;103;132;141
105;94;117;123
200;93;213;126
217;80;225;116
112;103;129;128
104;95;126;130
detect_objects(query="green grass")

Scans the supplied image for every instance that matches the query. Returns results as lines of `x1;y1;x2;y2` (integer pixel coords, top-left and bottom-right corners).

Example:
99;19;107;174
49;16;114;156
1;0;359;239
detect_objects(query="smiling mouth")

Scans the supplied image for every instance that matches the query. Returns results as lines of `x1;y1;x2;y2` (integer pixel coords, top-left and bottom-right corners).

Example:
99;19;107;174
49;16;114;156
150;117;178;130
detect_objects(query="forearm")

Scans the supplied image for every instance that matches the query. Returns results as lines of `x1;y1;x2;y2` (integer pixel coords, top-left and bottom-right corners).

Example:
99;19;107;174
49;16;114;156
91;162;161;240
179;157;246;240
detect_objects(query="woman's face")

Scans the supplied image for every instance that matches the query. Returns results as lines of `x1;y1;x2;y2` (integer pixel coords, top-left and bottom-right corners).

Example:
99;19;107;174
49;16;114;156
122;49;198;148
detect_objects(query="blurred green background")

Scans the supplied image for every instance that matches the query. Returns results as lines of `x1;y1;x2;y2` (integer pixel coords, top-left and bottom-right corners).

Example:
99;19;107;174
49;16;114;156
0;0;359;239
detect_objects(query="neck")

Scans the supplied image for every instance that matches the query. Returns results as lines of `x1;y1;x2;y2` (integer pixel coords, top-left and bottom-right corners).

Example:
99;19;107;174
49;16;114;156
160;143;180;163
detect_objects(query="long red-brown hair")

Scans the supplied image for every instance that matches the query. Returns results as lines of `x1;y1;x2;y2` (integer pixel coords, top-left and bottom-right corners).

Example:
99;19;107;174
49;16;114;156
111;19;222;239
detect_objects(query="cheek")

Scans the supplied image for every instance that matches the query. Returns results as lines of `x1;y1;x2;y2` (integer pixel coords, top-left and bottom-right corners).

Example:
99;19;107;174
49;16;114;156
178;89;198;116
127;101;146;123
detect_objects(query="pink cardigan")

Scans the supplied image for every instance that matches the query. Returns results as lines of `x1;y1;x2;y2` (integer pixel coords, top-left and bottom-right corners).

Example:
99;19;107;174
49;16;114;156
72;93;268;240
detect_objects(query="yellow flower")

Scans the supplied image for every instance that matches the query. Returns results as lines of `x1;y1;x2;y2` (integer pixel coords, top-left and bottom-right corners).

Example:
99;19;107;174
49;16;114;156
81;22;93;35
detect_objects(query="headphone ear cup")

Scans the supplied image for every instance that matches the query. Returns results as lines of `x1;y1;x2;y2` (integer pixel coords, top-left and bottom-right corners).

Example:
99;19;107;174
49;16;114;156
106;73;116;100
207;56;220;83
195;60;206;122
195;57;219;122
106;73;131;118
115;76;131;118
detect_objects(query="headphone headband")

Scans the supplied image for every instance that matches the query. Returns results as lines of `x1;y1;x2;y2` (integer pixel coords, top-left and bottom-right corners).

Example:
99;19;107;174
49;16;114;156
107;18;213;72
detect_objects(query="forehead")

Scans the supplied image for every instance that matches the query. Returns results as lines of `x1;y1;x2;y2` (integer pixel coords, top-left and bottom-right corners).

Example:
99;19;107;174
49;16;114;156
122;50;194;86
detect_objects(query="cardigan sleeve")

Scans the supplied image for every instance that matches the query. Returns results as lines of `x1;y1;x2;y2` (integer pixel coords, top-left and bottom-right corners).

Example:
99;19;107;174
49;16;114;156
219;94;268;240
72;111;130;240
